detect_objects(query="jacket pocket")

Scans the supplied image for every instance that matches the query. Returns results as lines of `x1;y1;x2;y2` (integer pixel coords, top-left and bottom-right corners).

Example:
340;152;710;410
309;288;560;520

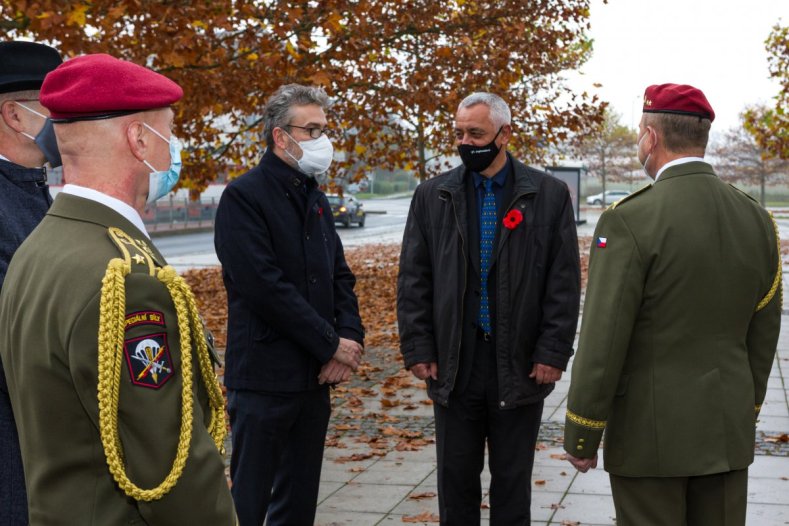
252;323;279;344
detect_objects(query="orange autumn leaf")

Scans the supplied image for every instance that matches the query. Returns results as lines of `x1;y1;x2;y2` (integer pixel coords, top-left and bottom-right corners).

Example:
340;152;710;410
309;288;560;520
402;512;440;523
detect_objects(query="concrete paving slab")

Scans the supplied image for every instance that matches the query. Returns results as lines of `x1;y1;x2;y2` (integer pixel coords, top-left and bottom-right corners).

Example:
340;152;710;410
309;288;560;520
745;503;789;525
551;493;617;525
320;482;414;514
748;476;789;506
530;490;568;523
352;460;435;486
314;510;387;525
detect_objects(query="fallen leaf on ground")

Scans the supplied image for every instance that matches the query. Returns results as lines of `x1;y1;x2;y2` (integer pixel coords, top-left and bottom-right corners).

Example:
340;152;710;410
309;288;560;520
333;452;374;463
402;512;440;523
534;480;546;485
408;492;437;500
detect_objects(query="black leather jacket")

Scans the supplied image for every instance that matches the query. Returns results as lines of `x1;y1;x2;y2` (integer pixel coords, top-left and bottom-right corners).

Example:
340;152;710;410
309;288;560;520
397;154;580;407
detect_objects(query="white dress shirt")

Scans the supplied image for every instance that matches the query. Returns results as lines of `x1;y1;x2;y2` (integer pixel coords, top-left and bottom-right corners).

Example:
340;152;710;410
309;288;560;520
655;156;706;181
60;184;150;238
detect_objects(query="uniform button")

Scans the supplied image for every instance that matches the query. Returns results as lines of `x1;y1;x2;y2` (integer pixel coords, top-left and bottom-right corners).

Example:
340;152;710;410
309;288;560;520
309;276;317;284
305;234;310;240
576;445;584;451
579;439;585;443
500;401;505;407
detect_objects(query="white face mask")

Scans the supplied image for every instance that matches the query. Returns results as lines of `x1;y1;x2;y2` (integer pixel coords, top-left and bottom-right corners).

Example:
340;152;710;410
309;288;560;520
142;123;183;204
637;129;653;179
283;131;334;176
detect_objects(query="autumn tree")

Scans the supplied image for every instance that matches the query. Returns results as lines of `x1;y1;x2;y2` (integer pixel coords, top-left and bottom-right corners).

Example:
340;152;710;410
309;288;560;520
744;23;788;160
1;0;605;189
573;109;637;205
711;116;789;206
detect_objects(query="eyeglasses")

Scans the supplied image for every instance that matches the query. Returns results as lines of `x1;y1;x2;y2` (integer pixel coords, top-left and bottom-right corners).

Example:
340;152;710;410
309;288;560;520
287;124;331;139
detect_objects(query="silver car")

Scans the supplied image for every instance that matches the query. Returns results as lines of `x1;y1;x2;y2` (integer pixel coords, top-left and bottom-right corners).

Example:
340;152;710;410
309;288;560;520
586;190;630;206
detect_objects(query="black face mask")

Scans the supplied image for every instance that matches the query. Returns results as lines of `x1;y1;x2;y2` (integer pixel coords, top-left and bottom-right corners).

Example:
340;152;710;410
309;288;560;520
457;127;502;173
34;119;62;168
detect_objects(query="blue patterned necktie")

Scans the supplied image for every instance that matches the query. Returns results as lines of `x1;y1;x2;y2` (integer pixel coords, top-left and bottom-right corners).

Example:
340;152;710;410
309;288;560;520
479;178;496;335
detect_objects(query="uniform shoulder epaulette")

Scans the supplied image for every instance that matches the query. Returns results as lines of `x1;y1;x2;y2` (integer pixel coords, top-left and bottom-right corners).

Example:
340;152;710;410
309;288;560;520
609;184;652;210
107;227;158;276
727;183;760;205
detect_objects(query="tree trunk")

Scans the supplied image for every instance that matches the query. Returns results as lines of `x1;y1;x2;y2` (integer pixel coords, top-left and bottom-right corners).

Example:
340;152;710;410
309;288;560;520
417;119;428;183
600;150;607;208
761;170;766;207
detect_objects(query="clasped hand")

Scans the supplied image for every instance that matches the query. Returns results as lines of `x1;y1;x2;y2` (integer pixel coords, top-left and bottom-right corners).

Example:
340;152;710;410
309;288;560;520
565;452;598;473
318;337;363;385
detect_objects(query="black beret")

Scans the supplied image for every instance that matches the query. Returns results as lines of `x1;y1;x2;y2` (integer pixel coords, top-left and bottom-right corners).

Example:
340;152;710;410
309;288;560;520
0;41;62;94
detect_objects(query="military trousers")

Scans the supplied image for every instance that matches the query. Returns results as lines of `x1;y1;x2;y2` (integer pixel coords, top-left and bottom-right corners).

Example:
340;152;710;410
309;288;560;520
609;468;748;526
228;387;331;526
434;333;543;525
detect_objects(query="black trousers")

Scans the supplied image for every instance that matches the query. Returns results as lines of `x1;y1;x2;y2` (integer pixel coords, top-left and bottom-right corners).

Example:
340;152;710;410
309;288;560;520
609;469;748;526
0;384;27;526
227;387;331;526
434;336;543;525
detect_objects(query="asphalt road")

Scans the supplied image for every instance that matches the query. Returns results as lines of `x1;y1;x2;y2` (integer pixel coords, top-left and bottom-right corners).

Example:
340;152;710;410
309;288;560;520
152;197;414;271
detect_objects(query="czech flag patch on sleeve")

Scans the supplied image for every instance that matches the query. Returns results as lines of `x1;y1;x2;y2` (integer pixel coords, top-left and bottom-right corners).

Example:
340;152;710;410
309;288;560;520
596;237;607;248
124;333;175;389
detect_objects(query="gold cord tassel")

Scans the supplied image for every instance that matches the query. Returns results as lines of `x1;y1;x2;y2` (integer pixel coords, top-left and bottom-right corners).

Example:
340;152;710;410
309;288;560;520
97;261;226;501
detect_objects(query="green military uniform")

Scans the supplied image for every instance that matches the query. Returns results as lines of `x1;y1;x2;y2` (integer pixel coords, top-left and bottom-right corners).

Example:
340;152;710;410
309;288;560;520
564;161;781;522
0;193;236;525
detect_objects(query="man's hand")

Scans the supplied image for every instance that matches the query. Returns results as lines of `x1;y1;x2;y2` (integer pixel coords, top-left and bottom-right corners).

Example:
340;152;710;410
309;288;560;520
529;363;562;384
409;362;438;381
318;359;352;385
566;452;598;473
333;337;363;370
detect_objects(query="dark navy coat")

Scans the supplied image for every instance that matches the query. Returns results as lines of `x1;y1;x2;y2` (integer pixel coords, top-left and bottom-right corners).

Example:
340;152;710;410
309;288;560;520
0;158;51;525
214;149;364;392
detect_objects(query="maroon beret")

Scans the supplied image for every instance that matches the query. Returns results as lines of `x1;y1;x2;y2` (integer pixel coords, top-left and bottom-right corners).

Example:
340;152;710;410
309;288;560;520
642;83;715;122
40;54;183;122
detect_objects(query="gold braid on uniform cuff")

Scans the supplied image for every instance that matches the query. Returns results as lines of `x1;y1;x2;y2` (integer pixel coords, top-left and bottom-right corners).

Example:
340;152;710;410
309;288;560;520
566;409;606;430
97;240;227;502
756;212;783;312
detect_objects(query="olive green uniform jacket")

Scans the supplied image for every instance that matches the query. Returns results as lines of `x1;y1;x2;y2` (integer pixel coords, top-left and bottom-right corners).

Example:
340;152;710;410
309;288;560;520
0;194;236;525
565;161;782;477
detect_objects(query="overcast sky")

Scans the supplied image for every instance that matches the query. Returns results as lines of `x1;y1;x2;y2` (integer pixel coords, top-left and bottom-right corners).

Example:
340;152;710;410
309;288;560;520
568;0;789;133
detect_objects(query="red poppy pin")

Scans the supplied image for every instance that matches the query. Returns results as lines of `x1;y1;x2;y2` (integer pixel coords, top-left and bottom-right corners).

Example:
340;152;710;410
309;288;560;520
503;209;523;230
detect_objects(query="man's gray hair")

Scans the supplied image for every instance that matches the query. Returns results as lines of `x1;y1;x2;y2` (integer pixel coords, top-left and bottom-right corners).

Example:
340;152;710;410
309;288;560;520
458;92;512;128
263;84;329;146
0;89;40;104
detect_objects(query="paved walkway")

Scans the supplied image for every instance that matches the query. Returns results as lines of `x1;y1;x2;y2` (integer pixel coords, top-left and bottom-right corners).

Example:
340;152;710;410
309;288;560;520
312;314;789;525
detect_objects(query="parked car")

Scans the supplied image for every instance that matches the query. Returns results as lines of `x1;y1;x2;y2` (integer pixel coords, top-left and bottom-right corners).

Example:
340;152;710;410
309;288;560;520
326;194;366;228
586;190;630;206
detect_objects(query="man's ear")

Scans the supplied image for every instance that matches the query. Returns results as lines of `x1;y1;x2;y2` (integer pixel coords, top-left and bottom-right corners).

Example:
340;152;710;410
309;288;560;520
272;127;290;151
126;121;148;161
499;123;513;145
0;101;25;132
